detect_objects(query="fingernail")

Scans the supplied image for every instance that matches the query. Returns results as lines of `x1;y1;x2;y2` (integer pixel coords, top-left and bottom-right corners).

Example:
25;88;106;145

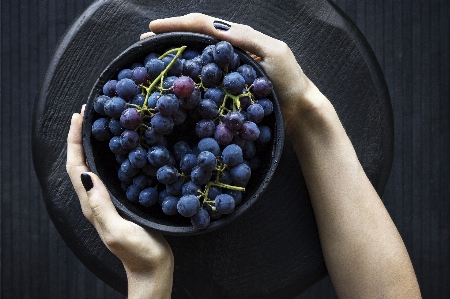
81;173;93;192
213;20;230;31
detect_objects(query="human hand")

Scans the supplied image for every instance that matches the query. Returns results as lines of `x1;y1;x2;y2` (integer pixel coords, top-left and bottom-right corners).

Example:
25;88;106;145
141;13;327;136
66;106;173;299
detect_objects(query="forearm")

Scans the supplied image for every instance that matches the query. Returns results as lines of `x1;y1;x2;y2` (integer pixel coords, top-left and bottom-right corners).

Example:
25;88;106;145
288;79;421;298
126;262;173;299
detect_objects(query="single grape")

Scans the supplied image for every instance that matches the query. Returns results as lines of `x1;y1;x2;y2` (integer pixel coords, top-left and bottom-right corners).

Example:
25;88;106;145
221;144;244;166
246;103;264;123
180;153;198;173
129;146;148;168
171;107;187;125
161;196;180;215
256;125;272;144
126;184;141;202
257;98;274;116
156;94;179;116
219;169;232;184
173;76;195;98
177;194;201;217
91;117;111;141
146;92;161;109
116;78;138;100
224;111;245;130
197;138;220;156
224;189;243;206
204;87;225;107
230;162;252;183
213;41;234;68
156;165;178;185
183;59;202;81
237;64;257;85
131;66;149;85
147;145;171;167
239;121;260;141
120;158;140;177
166;178;183;196
144;53;160;65
229;53;241;71
120;107;142;130
201;63;222;87
109;136;128;155
93;95;110;115
182;48;201;60
118;68;132;80
102;79;117;97
133;173;152;189
196;119;215;138
197;151;217;172
242;140;257;159
214;193;235;214
130;93;145;107
252;77;273;98
207;186;222;200
182;181;201;196
201;45;215;65
150;113;174;135
248;155;261;170
190;209;211;229
139;187;159;207
214;123;233;145
190;166;212;185
179;87;201;109
120;129;140;150
104;96;127;118
173;141;192;161
118;168;133;184
162;54;183;76
146;58;165;81
223;72;246;95
198;99;219;119
144;128;163;146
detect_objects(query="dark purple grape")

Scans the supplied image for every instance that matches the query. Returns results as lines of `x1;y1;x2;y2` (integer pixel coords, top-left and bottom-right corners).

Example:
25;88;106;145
213;41;234;68
257;98;273;116
221;144;243;166
104;96;127;118
133;173;152;189
129;146;148;168
147;145;171;167
94;95;110;115
190;166;212;185
252;77;273;98
256;125;272;144
139;187;159;207
201;45;215;65
237;64;257;85
173;141;192;161
198;99;219;119
146;92;160;109
230;162;251;183
156;94;179;116
161;195;180;215
201;63;222;87
214;193;235;214
162;76;178;91
182;181;201;196
197;138;220;156
223;72;246;95
180;153;197;173
109;136;128;155
239;121;260;141
171;107;187;125
207;186;222;200
190;209;211;229
120;129;140;150
158;189;169;205
156;165;178;185
162;54;183;76
182;49;201;60
116;78;139;100
144;53;160;65
120;107;142;130
246;103;264;123
224;189;243;206
197;151;217;172
145;58;165;81
183;59;202;81
166;179;183;196
126;184;141;202
91;118;111;141
150;113;174;135
204;87;225;106
131;66;149;85
229;53;241;71
179;87;201;109
130;94;145;107
173;76;195;98
177;195;200;217
118;69;132;80
214;123;233;145
224;111;245;130
120;158;140;177
196;119;215;138
102;79;117;97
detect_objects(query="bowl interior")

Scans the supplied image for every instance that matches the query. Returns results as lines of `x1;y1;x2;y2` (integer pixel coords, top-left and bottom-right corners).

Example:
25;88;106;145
83;32;284;235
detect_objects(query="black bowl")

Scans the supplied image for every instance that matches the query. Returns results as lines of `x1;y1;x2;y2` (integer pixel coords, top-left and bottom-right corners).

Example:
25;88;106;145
82;32;284;235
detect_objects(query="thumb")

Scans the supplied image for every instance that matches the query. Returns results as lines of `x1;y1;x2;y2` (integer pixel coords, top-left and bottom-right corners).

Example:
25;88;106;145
80;172;123;233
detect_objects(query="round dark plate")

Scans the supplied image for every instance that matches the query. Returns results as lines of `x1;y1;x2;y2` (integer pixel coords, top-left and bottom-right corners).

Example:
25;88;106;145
82;32;284;235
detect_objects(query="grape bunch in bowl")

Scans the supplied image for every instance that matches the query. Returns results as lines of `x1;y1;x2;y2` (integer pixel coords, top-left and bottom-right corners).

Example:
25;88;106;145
83;32;284;235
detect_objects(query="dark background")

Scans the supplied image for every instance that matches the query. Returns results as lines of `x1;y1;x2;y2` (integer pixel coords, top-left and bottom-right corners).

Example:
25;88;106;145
1;0;448;298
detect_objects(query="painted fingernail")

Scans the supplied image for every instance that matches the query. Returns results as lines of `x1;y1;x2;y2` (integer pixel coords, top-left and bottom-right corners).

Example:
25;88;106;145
213;20;230;31
81;173;93;192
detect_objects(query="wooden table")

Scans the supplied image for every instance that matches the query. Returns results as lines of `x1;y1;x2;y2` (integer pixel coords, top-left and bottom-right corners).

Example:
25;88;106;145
32;0;393;298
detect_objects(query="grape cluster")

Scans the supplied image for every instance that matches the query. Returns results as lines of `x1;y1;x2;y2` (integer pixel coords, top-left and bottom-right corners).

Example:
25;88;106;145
90;40;274;229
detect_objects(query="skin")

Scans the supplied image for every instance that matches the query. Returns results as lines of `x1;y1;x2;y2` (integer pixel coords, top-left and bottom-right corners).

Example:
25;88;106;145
67;13;421;298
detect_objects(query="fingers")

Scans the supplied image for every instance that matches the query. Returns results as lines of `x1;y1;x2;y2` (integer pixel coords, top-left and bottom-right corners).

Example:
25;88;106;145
140;31;155;40
149;13;281;59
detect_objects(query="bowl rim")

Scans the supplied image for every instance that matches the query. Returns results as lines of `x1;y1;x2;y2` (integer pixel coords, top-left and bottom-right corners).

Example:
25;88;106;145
82;32;285;235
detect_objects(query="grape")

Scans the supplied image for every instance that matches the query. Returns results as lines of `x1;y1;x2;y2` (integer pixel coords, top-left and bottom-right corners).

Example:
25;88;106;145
102;79;117;97
172;107;187;125
130;94;145;107
173;141;192;161
115;153;127;164
239;121;260;141
144;53;160;65
196;119;215;138
118;68;132;80
92;117;111;141
147;145;171;167
177;194;200;217
237;64;257;85
158;189;169;206
229;53;241;71
246;103;264;123
133;173;152;189
120;159;140;177
116;78;138;100
162;54;183;76
257;98;274;116
120;130;140;150
224;111;245;130
173;76;195;98
230;163;251;183
190;209;211;229
204;87;225;106
213;41;234;68
129;146;148;168
207;186;222;200
156;94;179;116
180;153;197;173
219;169;232;184
144;128;163;146
242;140;257;159
221;144;244;166
162;196;180;215
248;155;261;170
156;165;178;185
166;179;183;196
94;95;110;115
223;72;245;95
131;66;149;85
139;187;159;207
201;45;215;65
162;76;178;91
109;136;127;155
182;181;201;196
104;96;127;118
252;77;273;98
224;189;243;206
150;113;174;135
198;99;219;119
146;58;165;81
197;151;217;172
120;107;142;130
118;168;133;184
126;184;141;202
146;92;161;109
190;166;212;185
215;194;235;214
256;125;272;144
179;87;201;109
197;138;220;156
201;63;222;87
182;48;201;60
183;59;202;81
214;123;233;145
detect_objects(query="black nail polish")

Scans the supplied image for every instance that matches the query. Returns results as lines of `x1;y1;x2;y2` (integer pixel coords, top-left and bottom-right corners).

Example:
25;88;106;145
81;173;93;191
213;20;230;31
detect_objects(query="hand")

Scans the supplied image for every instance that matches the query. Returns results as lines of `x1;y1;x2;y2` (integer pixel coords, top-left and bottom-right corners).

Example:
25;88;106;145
142;13;325;137
66;105;173;299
